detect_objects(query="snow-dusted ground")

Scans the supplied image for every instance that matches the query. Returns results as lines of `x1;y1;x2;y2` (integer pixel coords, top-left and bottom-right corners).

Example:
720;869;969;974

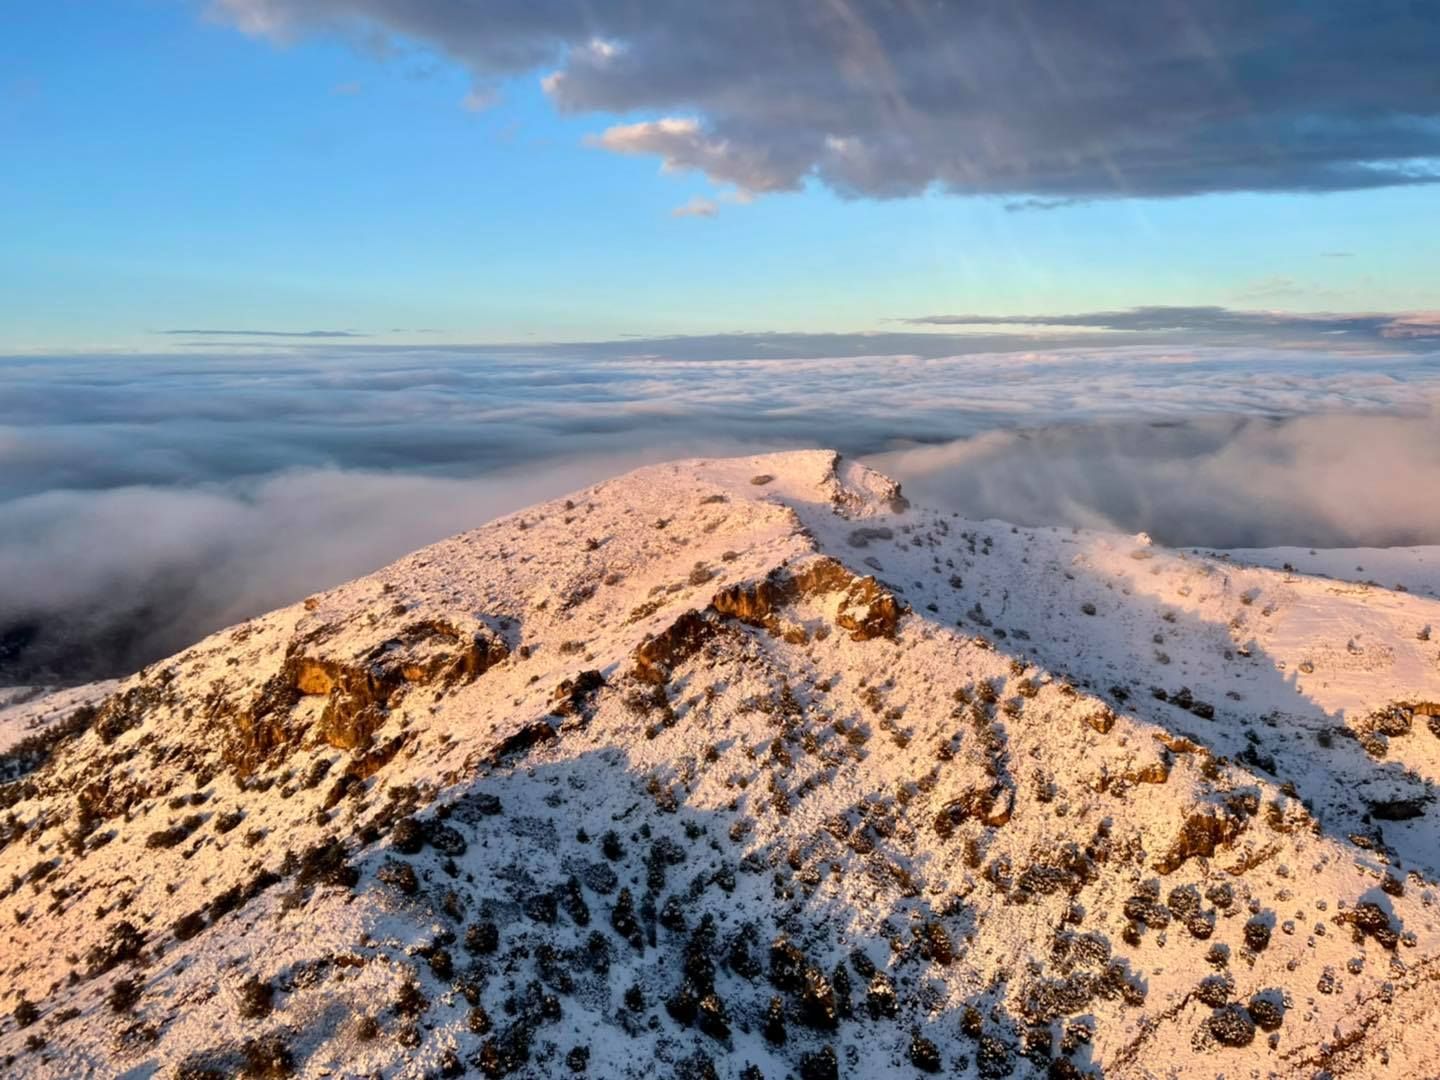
1;450;1437;1079
0;682;117;757
1212;545;1440;601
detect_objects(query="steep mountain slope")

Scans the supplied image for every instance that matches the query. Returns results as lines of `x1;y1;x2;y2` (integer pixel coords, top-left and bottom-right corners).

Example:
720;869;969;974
2;450;1438;1079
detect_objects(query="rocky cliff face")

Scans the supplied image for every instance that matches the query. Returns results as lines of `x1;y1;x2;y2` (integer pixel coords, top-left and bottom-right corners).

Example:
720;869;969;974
2;450;1439;1078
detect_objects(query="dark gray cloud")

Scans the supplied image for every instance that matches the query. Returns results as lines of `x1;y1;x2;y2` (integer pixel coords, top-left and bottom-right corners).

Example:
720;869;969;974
904;306;1440;342
215;0;1440;199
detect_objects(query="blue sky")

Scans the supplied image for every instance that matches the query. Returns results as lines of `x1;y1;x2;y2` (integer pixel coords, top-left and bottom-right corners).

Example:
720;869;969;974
2;0;1438;351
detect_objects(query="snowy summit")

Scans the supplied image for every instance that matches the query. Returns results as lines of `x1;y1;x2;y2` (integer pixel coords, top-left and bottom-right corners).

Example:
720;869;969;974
2;450;1439;1078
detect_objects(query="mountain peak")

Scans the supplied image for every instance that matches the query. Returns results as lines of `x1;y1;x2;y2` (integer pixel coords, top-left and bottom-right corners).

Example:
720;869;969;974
3;451;1439;1077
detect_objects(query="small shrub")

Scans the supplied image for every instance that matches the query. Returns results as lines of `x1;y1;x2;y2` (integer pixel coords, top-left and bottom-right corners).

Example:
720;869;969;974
240;1033;294;1078
237;976;274;1019
108;978;141;1013
13;997;39;1028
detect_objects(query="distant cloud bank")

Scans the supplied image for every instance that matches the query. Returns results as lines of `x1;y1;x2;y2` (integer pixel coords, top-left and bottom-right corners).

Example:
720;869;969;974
214;1;1440;201
901;305;1440;341
2;329;1438;681
873;411;1440;551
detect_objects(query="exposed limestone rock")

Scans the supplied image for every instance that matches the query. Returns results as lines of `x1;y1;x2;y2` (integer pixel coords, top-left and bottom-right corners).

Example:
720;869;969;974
551;670;607;719
1154;731;1203;754
1368;700;1440;743
217;619;507;773
490;720;559;763
634;611;730;684
787;558;902;641
1124;754;1172;785
1154;804;1248;874
710;578;789;626
934;783;1015;835
636;558;903;684
712;557;903;642
1366;795;1428;821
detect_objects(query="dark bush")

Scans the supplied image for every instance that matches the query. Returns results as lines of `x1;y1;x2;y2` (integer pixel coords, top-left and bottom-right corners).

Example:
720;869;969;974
1195;974;1233;1007
1246;992;1285;1031
13;997;39;1028
391;816;424;854
173;911;206;941
611;889;641;948
524;890;558;924
240;1033;294;1078
1243;916;1271;952
867;972;898;1018
108;978;141;1013
377;859;419;896
427;948;453;980
1205;1004;1255;1047
86;920;145;976
799;1046;838;1080
466;921;499;954
392;978;427;1017
768;937;806;991
762;996;786;1044
910;1033;943;1072
237;976;274;1019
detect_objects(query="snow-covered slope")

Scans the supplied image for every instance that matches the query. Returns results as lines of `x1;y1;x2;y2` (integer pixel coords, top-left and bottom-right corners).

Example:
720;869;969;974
2;450;1438;1079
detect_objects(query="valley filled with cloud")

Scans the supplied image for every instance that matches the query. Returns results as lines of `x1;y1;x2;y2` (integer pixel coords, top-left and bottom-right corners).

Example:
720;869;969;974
3;328;1437;681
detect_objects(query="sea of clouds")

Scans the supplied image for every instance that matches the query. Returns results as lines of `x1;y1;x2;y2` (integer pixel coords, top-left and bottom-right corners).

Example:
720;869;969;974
2;338;1438;681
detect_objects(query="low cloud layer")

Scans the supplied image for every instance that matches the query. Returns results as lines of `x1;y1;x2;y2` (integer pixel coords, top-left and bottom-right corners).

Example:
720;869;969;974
0;455;683;682
3;335;1438;682
874;411;1440;551
214;1;1440;200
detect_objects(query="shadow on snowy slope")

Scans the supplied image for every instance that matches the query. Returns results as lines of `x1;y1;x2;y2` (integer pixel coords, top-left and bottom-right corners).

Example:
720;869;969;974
778;473;1436;884
137;741;1106;1080
1038;558;1437;884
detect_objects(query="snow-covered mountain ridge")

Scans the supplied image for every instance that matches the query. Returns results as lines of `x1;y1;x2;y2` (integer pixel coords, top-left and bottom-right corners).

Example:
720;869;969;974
2;450;1438;1078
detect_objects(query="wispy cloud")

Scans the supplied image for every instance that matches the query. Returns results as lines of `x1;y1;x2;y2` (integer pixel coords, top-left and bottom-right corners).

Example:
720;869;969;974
158;328;370;338
1230;276;1342;303
1002;197;1089;213
671;196;719;219
461;86;498;112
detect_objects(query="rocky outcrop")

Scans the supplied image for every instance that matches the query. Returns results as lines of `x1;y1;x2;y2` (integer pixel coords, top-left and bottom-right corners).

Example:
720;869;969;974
634;557;902;685
712;557;903;642
219;619;508;773
1154;803;1249;874
933;782;1015;835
